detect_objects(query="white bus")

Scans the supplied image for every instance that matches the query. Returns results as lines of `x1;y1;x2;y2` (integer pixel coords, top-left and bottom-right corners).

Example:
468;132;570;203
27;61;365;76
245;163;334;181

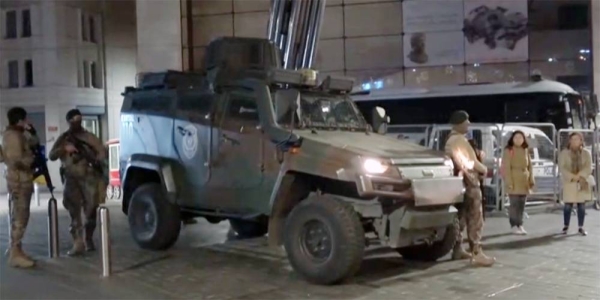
352;76;595;131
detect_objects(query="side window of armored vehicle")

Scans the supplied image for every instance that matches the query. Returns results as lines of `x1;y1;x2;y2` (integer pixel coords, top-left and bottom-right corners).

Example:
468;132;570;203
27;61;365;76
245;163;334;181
222;93;259;131
176;92;214;123
131;94;172;115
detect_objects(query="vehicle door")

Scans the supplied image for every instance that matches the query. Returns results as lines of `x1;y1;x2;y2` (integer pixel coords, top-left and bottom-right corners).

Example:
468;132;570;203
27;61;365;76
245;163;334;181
529;132;556;195
172;91;214;207
207;88;264;210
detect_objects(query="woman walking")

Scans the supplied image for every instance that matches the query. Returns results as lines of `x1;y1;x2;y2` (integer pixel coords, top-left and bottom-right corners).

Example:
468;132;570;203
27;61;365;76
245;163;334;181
502;130;534;235
559;132;593;236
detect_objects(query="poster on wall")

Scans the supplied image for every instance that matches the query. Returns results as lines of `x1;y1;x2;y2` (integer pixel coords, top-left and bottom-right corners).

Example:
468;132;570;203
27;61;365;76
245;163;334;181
464;0;529;63
402;0;464;33
404;31;465;67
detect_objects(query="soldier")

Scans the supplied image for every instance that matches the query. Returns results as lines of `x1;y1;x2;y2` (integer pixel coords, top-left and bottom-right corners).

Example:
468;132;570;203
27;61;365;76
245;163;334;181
445;110;495;267
49;109;106;256
2;107;36;268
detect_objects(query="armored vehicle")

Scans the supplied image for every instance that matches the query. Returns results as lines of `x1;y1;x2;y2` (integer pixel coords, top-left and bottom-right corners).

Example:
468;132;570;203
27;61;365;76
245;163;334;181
119;37;465;285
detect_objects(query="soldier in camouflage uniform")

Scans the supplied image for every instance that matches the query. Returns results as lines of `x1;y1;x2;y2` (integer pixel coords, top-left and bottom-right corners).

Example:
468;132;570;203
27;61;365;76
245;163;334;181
1;107;36;268
49;109;106;256
444;110;495;267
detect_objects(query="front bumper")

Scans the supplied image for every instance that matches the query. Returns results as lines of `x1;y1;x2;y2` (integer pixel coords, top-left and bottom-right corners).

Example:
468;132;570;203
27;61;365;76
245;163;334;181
357;174;465;206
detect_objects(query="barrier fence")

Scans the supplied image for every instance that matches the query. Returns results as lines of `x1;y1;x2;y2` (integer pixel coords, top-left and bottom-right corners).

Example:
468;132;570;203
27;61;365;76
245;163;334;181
388;122;600;213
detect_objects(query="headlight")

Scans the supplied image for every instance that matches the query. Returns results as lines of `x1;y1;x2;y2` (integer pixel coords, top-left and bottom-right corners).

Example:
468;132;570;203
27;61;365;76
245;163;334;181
444;158;454;169
363;158;388;174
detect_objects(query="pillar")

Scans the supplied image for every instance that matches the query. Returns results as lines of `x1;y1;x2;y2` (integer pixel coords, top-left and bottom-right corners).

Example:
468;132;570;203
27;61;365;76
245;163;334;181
593;0;599;96
136;0;182;73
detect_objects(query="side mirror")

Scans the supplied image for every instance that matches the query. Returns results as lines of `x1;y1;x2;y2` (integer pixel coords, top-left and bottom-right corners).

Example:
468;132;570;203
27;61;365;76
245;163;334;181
371;106;389;135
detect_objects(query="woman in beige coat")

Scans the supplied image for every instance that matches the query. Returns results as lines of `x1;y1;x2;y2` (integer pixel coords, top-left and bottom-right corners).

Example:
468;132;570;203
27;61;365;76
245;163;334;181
502;130;534;235
559;132;592;236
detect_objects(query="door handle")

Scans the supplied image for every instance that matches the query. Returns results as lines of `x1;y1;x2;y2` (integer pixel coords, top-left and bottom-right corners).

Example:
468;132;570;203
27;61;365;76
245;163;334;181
222;134;240;146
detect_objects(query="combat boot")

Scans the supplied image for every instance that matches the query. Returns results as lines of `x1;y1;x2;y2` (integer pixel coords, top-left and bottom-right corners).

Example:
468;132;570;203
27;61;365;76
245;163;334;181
470;245;495;267
8;246;35;268
451;243;472;260
67;238;85;256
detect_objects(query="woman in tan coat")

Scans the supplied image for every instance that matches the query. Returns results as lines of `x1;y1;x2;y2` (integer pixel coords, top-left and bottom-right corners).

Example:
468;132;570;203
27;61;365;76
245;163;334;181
559;132;592;236
502;130;534;235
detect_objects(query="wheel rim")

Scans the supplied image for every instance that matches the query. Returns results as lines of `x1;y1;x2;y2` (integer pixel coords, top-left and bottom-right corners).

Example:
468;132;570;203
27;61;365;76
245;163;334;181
106;186;114;199
132;198;158;241
299;219;332;263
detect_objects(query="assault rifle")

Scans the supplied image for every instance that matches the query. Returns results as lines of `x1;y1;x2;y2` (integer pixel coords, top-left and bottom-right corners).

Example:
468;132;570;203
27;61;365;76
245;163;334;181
65;132;105;176
468;138;487;220
27;126;55;197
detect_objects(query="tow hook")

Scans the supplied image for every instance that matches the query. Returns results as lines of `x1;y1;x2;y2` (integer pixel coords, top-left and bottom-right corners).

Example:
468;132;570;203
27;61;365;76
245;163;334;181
424;230;439;246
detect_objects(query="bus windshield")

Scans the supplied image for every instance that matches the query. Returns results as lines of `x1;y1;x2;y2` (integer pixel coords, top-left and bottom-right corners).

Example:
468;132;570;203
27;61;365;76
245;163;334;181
354;92;585;130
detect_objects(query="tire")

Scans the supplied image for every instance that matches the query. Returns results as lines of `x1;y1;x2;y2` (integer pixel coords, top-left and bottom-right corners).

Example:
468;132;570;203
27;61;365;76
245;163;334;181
284;195;365;285
229;219;268;238
127;183;181;250
106;185;115;200
396;216;458;262
114;186;122;199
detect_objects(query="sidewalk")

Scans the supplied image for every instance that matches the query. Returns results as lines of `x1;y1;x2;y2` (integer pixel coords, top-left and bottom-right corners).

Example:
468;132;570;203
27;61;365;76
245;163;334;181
1;194;599;299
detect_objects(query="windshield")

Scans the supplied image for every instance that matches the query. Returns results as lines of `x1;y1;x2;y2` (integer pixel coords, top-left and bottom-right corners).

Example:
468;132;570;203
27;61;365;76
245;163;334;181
274;89;368;130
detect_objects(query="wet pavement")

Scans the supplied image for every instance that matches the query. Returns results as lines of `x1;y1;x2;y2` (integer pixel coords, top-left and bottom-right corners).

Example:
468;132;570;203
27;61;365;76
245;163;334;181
1;193;599;300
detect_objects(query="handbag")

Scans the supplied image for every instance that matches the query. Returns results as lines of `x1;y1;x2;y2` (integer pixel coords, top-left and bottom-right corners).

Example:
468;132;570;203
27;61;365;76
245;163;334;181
586;175;596;187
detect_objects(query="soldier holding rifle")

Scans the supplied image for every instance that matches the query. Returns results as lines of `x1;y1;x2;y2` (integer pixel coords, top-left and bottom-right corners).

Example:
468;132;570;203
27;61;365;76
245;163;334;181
1;107;36;268
49;109;106;256
444;110;495;267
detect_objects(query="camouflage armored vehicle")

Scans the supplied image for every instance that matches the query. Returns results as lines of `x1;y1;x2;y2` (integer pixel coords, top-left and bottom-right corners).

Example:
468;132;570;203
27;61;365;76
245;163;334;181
119;37;465;285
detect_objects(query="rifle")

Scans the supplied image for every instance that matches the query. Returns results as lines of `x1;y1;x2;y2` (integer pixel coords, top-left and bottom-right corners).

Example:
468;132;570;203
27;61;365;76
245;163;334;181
27;126;55;198
64;132;105;177
468;139;487;220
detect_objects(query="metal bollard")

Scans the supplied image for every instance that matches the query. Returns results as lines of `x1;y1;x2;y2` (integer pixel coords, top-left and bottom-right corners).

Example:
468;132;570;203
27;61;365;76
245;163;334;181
98;206;111;277
47;197;59;258
34;183;40;206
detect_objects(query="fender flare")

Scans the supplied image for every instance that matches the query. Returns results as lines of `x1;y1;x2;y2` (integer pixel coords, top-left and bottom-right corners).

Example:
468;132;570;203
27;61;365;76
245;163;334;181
122;154;182;212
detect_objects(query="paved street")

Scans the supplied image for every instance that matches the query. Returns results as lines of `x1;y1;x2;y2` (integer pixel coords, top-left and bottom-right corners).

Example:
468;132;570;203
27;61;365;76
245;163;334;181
1;193;599;300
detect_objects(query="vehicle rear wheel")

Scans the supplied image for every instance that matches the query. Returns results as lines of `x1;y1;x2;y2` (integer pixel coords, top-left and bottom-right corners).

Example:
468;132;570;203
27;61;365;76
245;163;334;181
228;219;268;238
284;195;365;285
128;183;181;250
396;216;458;262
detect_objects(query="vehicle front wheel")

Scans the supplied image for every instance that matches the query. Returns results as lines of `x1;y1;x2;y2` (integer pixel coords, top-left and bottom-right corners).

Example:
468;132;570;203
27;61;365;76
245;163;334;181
229;219;268;239
128;183;181;250
114;186;122;199
106;185;115;200
396;217;458;262
284;195;365;285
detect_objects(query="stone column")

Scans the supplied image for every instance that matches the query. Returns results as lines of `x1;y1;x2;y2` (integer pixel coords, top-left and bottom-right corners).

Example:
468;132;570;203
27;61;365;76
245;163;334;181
136;0;182;73
593;0;599;96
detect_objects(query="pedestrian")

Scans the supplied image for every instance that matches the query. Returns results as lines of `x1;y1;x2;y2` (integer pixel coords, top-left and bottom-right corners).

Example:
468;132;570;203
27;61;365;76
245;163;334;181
1;107;36;268
558;132;593;236
445;110;495;267
501;130;534;235
49;109;107;256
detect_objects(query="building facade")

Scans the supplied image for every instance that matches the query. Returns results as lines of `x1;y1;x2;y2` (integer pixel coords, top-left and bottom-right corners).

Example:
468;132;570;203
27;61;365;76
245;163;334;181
0;0;136;193
1;0;599;193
